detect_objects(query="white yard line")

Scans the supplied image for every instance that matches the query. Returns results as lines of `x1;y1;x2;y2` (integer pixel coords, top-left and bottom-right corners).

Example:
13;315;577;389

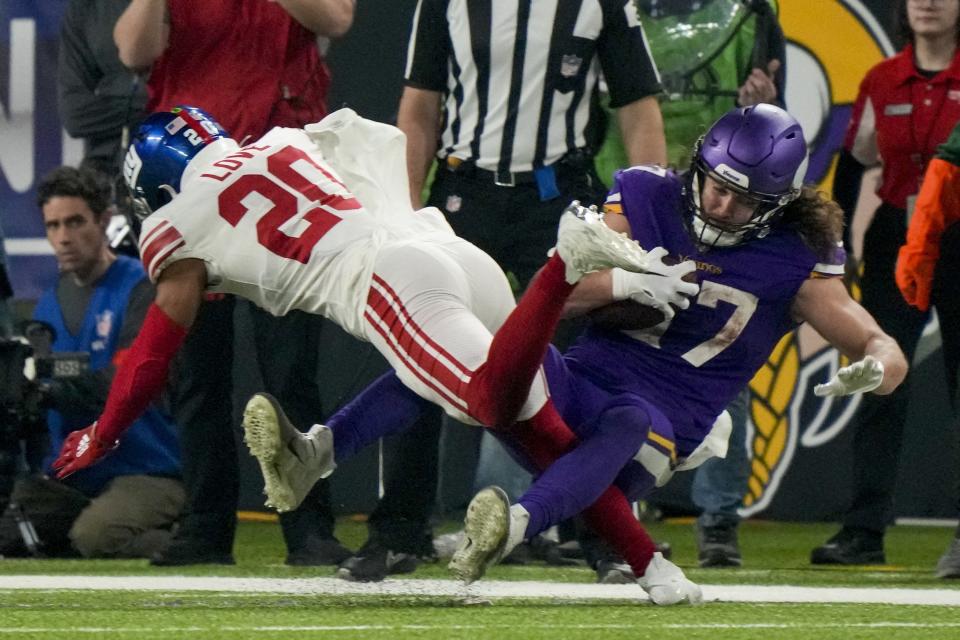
3;623;960;635
2;575;960;606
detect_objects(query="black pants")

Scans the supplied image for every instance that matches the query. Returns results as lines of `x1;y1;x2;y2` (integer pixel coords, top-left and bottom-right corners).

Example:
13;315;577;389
844;205;928;534
171;296;237;551
933;221;960;406
366;162;606;553
247;303;337;548
364;403;445;555
172;296;335;553
429;163;609;287
932;222;960;525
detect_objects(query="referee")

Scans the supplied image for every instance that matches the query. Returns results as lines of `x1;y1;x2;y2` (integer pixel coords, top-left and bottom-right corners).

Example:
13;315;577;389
399;0;666;286
378;0;667;585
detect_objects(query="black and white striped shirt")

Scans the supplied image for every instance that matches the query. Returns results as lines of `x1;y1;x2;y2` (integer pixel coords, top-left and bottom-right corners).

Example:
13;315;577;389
404;0;661;175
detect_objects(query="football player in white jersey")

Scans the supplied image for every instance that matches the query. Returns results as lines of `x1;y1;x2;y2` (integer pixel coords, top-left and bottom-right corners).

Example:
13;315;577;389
50;106;702;601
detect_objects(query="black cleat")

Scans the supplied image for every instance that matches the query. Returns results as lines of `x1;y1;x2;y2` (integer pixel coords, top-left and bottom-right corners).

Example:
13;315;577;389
336;541;419;582
286;536;353;567
150;539;234;566
696;522;742;568
810;528;885;565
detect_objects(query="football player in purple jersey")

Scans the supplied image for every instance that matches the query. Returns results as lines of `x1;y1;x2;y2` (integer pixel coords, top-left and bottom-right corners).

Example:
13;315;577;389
242;105;908;604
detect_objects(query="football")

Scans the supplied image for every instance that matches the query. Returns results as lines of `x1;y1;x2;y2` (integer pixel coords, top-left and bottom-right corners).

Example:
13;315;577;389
587;298;666;330
586;256;698;331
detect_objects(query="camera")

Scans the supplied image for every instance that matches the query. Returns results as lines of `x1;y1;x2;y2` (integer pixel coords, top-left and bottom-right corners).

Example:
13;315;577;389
0;320;90;431
0;321;91;557
0;321;89;501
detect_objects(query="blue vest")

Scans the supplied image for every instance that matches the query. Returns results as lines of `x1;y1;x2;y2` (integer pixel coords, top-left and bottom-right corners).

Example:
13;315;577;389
35;256;181;495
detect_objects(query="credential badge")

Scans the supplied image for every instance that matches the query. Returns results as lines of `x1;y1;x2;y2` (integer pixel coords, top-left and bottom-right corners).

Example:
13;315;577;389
884;103;912;116
93;310;114;352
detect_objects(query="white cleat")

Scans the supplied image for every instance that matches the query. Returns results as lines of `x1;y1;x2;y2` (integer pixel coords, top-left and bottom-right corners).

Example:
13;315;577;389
638;552;704;605
241;393;335;513
448;486;511;584
555;202;655;284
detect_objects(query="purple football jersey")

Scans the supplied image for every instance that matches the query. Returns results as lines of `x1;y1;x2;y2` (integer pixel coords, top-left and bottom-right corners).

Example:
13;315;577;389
560;166;845;452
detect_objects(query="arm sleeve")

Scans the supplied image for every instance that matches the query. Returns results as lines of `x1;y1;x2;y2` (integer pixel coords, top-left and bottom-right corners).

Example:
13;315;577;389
403;0;451;91
57;2;126;138
43;279;156;416
94;302;189;443
598;0;662;108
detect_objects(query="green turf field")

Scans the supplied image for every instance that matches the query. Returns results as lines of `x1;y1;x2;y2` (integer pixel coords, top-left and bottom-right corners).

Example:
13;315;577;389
1;518;958;639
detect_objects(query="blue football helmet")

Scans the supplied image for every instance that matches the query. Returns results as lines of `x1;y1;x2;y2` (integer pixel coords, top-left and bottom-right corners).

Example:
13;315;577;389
686;104;809;248
123;105;230;224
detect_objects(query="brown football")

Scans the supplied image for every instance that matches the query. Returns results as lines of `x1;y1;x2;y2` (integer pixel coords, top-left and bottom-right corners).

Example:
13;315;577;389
586;256;698;331
587;298;667;330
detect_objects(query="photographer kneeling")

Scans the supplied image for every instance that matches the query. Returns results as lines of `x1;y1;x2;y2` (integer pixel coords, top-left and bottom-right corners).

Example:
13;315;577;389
0;167;183;558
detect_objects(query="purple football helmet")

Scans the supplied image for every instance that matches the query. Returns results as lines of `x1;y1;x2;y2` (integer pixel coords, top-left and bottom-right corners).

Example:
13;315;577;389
686;104;809;247
123;105;230;224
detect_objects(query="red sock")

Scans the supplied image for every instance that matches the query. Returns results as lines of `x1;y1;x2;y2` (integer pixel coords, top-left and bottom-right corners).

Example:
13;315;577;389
506;401;578;466
583;486;657;577
465;254;574;426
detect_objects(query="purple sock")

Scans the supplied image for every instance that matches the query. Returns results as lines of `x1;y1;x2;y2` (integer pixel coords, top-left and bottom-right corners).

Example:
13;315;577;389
519;404;651;538
326;372;429;462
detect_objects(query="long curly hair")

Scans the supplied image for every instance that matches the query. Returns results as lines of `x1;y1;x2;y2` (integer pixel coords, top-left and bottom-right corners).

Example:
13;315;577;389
778;186;844;260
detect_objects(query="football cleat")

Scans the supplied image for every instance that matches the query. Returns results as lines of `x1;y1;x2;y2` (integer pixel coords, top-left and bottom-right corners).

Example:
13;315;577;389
696;522;743;568
555;203;658;284
241;393;335;513
336;541;420;582
810;527;885;565
595;559;637;584
448;486;512;584
638;552;704;605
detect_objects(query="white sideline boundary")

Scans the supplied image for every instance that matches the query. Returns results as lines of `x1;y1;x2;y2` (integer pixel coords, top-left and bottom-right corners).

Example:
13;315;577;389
2;575;960;606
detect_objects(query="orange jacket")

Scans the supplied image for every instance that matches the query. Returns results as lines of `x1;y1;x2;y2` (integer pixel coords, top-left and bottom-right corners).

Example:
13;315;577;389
896;157;960;311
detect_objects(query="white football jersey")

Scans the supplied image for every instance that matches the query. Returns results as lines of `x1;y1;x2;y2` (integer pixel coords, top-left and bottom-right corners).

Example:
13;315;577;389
138;109;454;336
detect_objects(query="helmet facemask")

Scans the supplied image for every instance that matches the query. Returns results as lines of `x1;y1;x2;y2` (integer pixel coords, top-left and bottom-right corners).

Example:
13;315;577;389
686;142;803;248
684;105;809;249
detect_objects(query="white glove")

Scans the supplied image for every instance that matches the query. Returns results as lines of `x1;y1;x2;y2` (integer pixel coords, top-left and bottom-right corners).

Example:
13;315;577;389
813;355;885;397
611;255;699;322
638;246;689;277
638;552;704;605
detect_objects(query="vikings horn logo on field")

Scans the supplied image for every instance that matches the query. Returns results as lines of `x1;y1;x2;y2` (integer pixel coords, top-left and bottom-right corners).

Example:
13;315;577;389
740;0;893;517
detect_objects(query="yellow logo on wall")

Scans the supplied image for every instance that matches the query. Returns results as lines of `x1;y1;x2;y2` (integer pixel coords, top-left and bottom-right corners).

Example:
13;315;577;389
741;0;893;516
